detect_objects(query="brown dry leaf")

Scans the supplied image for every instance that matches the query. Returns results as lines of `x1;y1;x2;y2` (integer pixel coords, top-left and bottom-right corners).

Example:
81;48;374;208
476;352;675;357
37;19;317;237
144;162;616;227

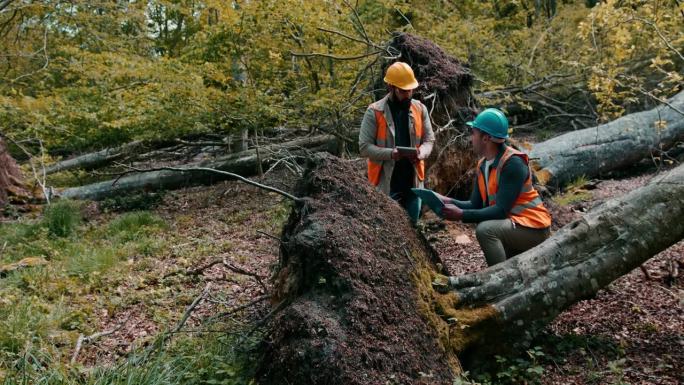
0;257;48;274
453;234;471;245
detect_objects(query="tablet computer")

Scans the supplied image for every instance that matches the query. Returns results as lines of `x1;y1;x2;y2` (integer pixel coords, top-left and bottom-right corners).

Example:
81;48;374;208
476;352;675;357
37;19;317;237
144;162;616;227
396;146;418;156
411;188;445;217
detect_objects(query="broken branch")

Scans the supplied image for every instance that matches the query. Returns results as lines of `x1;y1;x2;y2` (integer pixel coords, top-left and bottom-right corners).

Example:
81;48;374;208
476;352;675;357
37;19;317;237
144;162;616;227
70;315;130;364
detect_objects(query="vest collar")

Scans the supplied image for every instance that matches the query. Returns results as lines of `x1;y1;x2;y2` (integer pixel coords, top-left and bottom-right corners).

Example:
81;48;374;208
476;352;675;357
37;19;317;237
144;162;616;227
480;144;507;173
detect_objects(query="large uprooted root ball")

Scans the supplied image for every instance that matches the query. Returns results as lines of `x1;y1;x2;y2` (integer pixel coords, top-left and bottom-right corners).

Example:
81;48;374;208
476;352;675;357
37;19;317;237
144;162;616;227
256;154;502;385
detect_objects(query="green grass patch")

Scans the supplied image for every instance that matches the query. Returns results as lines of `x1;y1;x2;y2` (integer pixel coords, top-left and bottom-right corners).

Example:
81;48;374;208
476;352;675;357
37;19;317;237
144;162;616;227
43;200;83;238
1;330;258;385
0;210;170;380
64;245;119;279
0;202;262;385
106;212;167;240
554;190;592;206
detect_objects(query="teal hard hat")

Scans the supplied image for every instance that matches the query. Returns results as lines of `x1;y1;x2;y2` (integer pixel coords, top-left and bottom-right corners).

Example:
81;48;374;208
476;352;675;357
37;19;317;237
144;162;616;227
466;108;509;140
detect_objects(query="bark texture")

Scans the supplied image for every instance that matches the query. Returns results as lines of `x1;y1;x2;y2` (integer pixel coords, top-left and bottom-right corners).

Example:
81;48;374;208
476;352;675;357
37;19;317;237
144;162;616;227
45;140;145;175
58;135;337;200
442;162;684;359
529;90;684;187
0;138;32;206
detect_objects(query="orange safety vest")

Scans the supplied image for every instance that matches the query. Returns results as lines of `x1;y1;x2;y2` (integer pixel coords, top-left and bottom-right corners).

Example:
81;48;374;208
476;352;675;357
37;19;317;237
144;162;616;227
476;147;552;229
367;102;425;186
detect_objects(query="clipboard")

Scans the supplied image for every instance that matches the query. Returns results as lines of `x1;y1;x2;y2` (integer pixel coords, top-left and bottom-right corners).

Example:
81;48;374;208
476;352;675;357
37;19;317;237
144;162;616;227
411;188;445;217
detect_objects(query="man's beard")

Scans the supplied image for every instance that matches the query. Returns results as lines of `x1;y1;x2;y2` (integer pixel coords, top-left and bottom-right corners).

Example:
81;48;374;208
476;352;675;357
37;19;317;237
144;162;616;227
396;96;411;110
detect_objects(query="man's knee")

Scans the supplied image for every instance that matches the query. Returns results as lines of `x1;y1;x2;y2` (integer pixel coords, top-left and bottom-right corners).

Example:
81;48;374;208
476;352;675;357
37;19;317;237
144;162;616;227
475;220;499;241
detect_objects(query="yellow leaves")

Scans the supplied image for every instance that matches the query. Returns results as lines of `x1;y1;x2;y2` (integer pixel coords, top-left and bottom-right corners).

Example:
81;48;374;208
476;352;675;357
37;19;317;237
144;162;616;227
651;56;675;69
268;50;282;61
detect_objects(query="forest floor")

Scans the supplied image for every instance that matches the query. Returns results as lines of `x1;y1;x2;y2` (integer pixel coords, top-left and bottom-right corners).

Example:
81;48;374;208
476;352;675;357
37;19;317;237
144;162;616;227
0;156;681;384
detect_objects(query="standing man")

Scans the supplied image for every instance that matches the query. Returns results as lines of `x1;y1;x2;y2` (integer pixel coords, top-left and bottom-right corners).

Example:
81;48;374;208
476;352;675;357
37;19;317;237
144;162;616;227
438;108;551;267
359;62;435;223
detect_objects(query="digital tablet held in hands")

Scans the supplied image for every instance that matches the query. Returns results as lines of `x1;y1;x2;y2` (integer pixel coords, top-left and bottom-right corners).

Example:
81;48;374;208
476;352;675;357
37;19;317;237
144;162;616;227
411;188;445;217
396;146;418;156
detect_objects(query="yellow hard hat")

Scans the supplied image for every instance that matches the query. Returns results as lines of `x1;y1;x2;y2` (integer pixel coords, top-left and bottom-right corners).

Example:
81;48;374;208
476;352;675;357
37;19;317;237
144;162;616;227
383;62;419;90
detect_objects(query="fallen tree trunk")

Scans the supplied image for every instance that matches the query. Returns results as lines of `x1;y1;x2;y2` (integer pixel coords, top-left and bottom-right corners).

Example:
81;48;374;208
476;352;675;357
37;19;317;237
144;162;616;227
257;155;684;384
58;135;337;200
45;140;145;175
530;90;684;187
440;161;684;362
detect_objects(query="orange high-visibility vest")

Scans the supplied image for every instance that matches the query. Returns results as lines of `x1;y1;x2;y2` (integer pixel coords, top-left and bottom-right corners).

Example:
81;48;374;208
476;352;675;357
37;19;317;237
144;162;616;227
367;102;425;186
476;147;552;229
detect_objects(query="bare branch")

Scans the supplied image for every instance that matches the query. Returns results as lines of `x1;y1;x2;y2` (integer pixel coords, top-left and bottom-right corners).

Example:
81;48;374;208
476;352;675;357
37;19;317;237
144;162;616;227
256;230;282;243
1;134;50;203
290;50;381;61
71;315;130;364
175;138;229;147
172;283;211;335
632;17;684;63
12;24;49;83
342;0;371;45
317;27;381;49
222;256;268;293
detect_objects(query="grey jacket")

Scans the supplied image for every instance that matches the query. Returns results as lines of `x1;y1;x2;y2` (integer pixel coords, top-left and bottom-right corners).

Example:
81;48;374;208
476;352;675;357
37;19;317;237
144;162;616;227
358;94;435;194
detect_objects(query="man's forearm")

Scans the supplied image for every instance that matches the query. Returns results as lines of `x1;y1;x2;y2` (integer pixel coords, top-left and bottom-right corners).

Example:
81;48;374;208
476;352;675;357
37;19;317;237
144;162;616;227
359;143;393;160
462;205;507;223
451;199;476;210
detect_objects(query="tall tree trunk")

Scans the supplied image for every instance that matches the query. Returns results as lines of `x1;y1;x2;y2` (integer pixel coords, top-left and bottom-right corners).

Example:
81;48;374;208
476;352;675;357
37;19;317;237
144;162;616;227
240;128;249;152
257;155;684;385
530;90;684;188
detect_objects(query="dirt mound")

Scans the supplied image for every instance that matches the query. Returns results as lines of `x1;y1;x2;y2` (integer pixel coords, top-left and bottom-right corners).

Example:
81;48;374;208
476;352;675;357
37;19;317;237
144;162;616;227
257;153;457;385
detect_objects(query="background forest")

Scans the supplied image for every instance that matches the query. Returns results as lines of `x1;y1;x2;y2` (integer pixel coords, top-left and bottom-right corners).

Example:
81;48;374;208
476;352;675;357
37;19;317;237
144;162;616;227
1;0;682;156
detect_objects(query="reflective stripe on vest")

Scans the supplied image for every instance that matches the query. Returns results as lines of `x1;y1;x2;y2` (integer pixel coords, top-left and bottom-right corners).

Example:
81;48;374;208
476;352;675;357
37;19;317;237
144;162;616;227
477;147;552;229
366;101;426;186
